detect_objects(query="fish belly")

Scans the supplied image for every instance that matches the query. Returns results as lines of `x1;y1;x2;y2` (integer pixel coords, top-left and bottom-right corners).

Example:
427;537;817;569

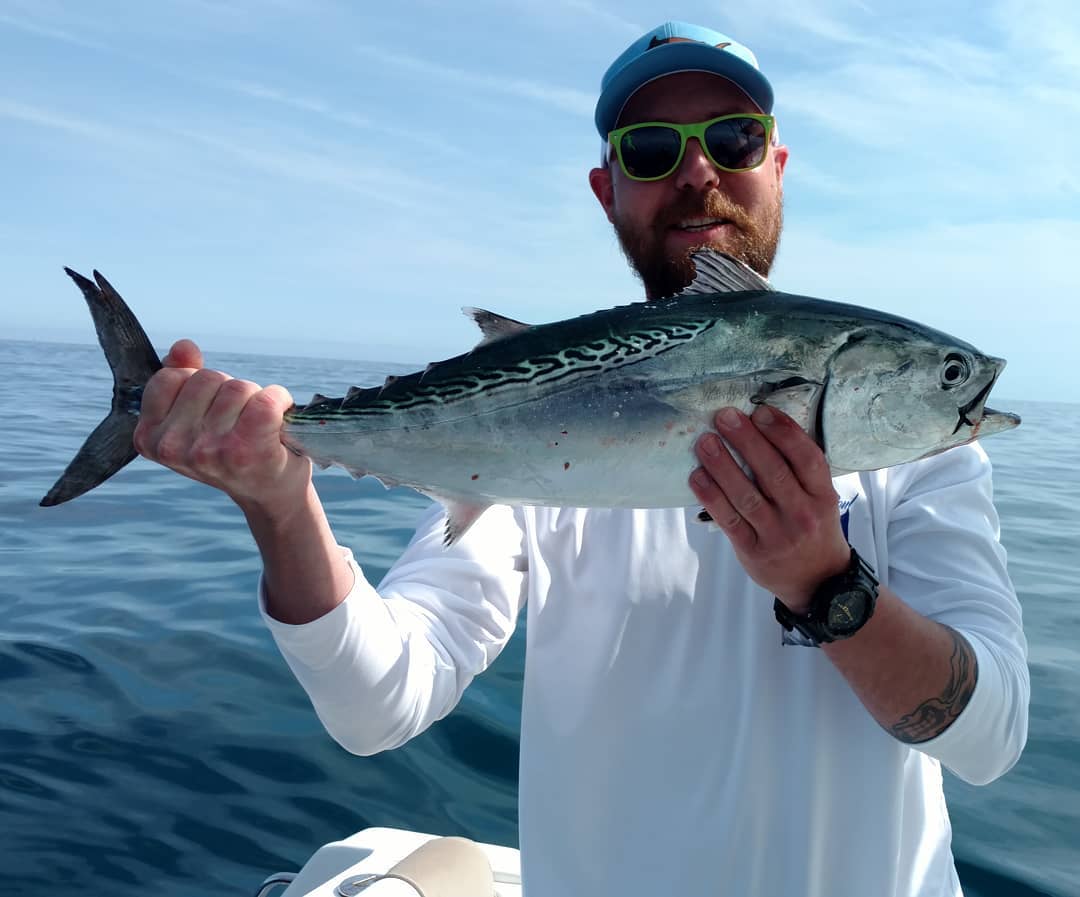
285;382;718;508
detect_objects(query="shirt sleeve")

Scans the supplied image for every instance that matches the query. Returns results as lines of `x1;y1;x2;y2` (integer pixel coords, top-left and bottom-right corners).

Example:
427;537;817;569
882;443;1029;785
259;502;529;756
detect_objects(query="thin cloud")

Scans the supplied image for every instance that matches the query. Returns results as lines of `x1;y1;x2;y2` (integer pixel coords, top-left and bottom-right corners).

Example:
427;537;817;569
221;80;470;156
226;81;334;116
560;0;642;35
355;44;594;117
755;1;1079;208
0;98;139;145
1;91;460;214
992;0;1080;73
0;10;106;50
164;126;440;212
459;0;641;38
889;35;999;82
784;157;862;198
162;0;332;24
771;212;1080;410
734;0;874;49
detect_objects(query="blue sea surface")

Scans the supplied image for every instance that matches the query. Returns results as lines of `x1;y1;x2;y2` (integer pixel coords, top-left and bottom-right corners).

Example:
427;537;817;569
1;339;1076;896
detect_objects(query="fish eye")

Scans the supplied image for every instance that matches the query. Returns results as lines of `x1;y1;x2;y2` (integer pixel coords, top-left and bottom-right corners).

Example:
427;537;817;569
941;353;971;389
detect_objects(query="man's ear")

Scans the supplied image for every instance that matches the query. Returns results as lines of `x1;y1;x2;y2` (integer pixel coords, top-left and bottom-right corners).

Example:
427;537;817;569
772;143;789;182
589;166;616;224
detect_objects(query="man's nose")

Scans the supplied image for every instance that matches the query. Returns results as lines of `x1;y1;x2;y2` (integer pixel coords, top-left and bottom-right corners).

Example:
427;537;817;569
674;137;720;190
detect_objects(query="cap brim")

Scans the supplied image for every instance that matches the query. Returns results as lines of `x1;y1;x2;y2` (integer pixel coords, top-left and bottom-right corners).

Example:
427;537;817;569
594;42;774;136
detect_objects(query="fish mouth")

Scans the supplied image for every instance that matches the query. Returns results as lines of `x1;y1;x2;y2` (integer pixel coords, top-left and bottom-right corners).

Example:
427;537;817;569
954;377;996;433
972;405;1022;438
953;359;1021;437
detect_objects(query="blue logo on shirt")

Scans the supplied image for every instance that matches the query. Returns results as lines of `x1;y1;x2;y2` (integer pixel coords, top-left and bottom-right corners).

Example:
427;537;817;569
838;494;857;541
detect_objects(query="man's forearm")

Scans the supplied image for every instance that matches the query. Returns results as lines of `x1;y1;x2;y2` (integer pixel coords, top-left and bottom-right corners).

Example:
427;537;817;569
240;481;355;625
823;587;978;743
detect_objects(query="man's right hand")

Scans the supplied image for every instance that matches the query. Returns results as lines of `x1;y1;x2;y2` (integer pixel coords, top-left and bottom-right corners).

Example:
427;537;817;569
133;338;312;520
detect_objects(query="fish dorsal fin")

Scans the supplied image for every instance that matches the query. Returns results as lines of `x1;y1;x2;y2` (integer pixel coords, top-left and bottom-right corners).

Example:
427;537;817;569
680;250;776;296
340;384;384;408
462;307;531;347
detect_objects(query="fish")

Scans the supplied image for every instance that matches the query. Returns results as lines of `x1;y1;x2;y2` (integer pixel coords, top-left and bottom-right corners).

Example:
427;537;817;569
41;250;1020;544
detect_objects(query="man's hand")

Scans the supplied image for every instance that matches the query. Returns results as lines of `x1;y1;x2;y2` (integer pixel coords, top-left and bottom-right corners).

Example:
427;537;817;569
133;340;351;623
689;405;851;612
133;339;311;520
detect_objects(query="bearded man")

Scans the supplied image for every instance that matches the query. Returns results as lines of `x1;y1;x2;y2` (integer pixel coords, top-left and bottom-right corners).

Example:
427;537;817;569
134;21;1028;897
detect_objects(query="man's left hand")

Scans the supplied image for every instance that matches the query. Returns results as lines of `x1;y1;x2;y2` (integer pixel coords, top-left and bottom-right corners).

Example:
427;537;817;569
689;405;851;613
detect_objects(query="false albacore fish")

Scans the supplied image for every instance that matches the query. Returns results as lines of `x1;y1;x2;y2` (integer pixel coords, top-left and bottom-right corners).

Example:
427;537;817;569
41;250;1019;543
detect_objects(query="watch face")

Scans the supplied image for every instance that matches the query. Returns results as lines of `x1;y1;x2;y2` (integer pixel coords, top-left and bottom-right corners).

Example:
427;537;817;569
827;589;868;633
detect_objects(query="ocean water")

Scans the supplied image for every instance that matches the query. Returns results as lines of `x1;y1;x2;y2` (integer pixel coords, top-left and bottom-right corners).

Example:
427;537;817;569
1;338;1076;897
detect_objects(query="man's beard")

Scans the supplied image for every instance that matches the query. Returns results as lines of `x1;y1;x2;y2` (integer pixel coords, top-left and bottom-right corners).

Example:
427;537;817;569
612;188;783;299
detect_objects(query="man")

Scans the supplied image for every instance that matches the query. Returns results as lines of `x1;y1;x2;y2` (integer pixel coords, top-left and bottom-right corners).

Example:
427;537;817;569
134;22;1029;897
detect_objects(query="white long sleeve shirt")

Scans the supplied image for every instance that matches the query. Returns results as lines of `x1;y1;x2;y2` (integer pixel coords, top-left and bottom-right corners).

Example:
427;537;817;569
262;443;1029;897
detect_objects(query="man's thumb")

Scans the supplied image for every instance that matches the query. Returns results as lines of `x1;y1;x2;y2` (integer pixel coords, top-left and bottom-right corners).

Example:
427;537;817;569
163;338;204;369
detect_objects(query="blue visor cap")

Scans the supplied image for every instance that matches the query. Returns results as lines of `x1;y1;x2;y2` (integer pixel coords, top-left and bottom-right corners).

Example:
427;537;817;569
594;22;774;138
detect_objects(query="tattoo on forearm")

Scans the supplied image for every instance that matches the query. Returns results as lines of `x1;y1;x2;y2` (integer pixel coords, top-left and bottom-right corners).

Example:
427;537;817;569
889;628;978;744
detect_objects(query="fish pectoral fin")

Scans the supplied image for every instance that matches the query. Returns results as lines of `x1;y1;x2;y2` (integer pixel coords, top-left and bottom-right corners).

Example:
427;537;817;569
342;467;402;488
662;369;807;415
462;307;532;347
751;377;824;433
426;494;493;546
678;249;776;296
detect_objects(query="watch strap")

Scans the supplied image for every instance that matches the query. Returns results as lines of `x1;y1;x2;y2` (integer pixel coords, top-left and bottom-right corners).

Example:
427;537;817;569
774;548;878;645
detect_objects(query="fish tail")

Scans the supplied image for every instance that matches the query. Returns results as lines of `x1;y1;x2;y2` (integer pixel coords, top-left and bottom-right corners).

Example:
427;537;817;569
40;269;162;507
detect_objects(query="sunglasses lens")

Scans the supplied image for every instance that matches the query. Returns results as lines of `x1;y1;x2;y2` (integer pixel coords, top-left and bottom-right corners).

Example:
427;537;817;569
618;126;683;179
704;117;769;170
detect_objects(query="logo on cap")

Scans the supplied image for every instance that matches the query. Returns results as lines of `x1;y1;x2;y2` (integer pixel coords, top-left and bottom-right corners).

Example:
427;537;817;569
647;36;732;51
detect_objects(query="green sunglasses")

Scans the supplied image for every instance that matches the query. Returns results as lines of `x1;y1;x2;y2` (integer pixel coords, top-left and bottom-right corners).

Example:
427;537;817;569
608;113;776;182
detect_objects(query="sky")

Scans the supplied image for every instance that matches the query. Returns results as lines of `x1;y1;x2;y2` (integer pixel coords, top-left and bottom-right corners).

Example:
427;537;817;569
2;0;1078;403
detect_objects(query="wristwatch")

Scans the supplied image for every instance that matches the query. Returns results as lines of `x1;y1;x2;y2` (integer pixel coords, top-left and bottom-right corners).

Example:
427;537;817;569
774;548;879;644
